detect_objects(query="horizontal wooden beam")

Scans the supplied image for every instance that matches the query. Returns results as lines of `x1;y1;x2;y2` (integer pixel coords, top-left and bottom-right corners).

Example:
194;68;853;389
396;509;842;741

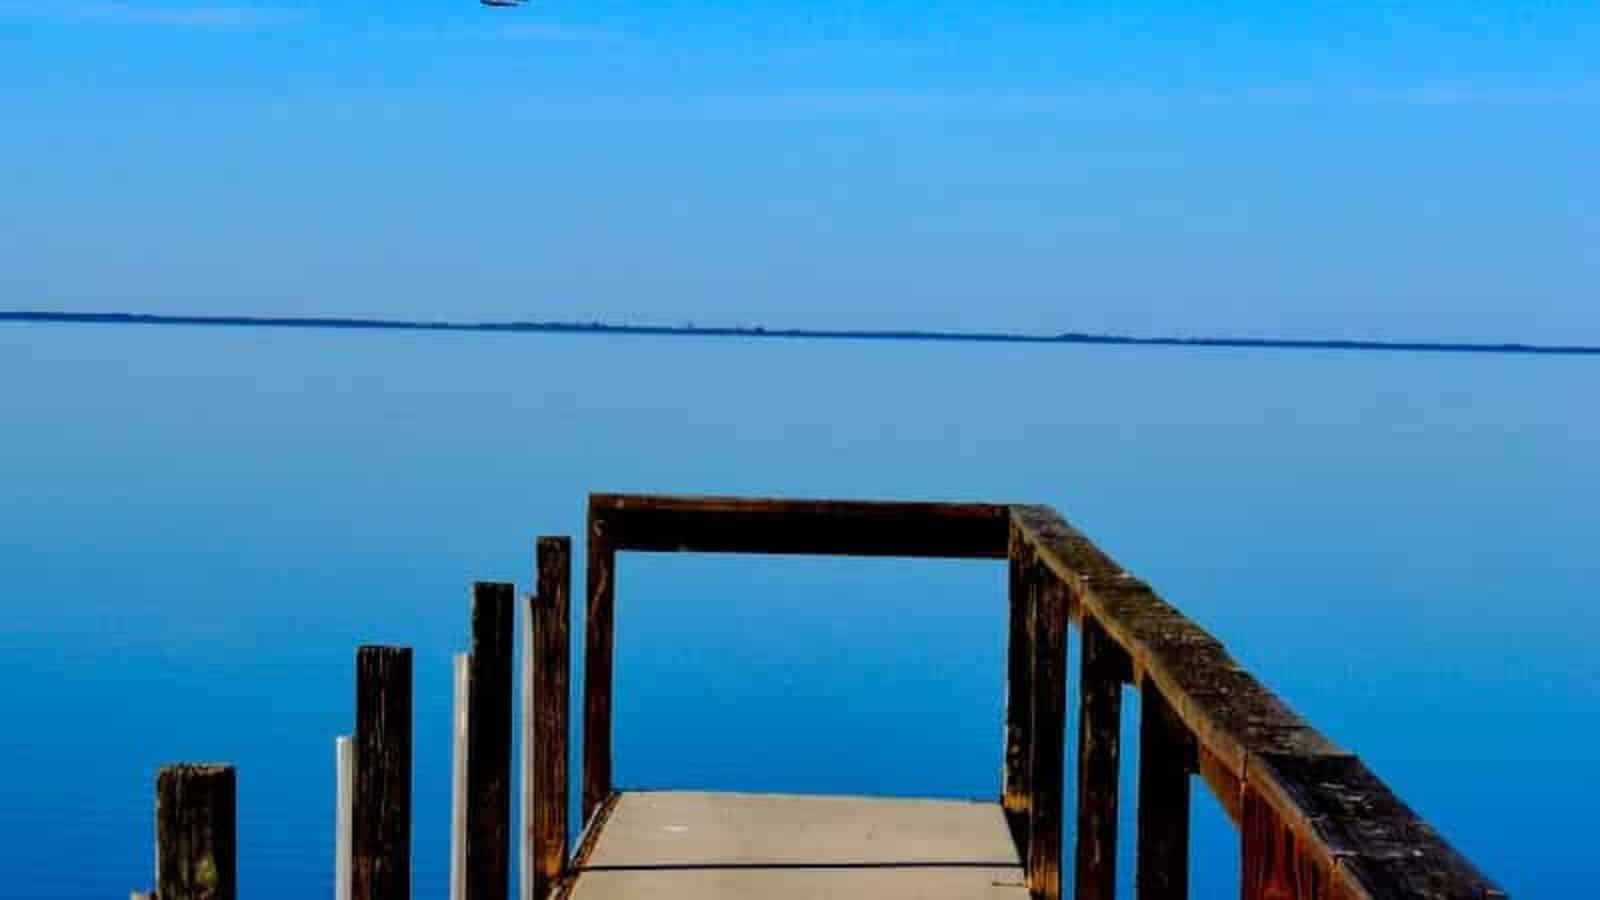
1008;504;1503;900
590;494;1010;558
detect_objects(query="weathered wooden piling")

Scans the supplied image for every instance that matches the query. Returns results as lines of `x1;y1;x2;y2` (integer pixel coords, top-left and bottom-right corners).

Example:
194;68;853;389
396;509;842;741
525;537;571;900
353;646;412;900
156;763;236;900
467;582;515;900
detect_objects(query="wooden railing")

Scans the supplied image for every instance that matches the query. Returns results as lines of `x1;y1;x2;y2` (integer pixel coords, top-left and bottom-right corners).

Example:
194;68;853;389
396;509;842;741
580;494;1505;900
134;492;1503;900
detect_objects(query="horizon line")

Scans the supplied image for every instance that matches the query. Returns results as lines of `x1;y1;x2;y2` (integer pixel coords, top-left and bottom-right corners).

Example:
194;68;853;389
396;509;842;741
3;310;1597;357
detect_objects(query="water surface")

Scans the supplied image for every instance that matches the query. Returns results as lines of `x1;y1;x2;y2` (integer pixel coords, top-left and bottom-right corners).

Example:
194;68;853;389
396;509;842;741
1;324;1593;897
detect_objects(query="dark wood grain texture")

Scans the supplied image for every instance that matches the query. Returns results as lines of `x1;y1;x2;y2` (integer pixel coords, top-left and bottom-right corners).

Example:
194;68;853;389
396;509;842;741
1074;618;1127;900
1002;521;1034;848
582;501;616;827
467;582;515;900
156;763;236;900
590;493;1009;558
1025;568;1067;900
353;646;413;900
1135;678;1193;900
532;538;572;900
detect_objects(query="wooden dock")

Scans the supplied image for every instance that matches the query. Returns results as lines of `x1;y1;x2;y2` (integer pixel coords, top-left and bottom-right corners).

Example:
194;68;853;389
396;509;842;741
133;493;1505;900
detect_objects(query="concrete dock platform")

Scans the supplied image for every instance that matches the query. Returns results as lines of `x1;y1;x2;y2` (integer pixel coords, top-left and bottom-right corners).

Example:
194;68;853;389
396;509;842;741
566;791;1029;899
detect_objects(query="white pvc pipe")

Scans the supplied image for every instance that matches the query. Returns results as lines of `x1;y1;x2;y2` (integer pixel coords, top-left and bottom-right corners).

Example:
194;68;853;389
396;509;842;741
335;735;353;900
450;653;471;900
519;599;534;900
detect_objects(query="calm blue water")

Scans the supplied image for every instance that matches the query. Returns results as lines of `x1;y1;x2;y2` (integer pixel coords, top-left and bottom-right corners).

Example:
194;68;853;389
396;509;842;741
1;325;1594;897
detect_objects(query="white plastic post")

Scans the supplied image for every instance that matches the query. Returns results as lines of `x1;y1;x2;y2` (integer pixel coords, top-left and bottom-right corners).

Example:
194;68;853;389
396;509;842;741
335;735;353;900
450;653;470;900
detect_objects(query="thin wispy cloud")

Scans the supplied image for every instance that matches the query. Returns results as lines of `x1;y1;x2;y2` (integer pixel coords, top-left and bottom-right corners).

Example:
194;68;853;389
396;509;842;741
2;2;301;28
488;23;621;44
432;21;627;47
642;83;1600;119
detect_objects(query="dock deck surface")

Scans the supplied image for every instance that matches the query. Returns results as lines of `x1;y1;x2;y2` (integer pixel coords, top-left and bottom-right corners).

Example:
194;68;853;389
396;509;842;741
567;791;1029;900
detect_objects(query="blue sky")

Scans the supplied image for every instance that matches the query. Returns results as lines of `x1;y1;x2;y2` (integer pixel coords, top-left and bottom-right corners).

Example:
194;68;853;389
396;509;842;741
2;1;1596;340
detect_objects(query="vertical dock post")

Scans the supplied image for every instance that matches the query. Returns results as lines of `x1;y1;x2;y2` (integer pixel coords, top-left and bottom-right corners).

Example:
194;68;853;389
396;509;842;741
582;507;615;826
526;537;572;900
1074;618;1127;900
1135;681;1193;900
1025;571;1068;900
1002;520;1034;846
156;763;237;900
353;646;412;900
467;582;515;900
450;653;470;900
335;735;353;900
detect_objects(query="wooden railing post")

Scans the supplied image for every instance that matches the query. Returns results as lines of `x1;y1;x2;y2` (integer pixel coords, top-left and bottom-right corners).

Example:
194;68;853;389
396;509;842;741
1003;520;1035;845
1135;680;1194;900
1025;569;1068;900
1074;617;1128;900
1242;785;1319;900
156;763;236;900
582;508;616;825
525;537;571;900
467;582;515;900
353;646;413;900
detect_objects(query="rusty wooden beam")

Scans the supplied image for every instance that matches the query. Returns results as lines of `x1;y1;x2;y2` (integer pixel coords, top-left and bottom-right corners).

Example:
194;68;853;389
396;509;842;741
353;646;413;900
467;582;515;900
1248;753;1507;900
1135;678;1193;900
590;493;1009;558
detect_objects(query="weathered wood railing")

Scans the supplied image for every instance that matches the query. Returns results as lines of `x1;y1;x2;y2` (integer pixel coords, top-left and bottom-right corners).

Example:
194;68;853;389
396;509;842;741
135;493;1503;900
581;494;1503;900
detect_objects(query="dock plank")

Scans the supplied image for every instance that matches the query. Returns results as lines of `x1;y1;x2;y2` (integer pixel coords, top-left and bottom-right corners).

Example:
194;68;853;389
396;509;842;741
567;791;1027;900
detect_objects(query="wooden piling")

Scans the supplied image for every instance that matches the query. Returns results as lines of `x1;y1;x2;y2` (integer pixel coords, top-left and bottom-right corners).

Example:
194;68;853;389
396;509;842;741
529;537;572;900
467;582;515;900
582;510;615;826
1135;679;1193;900
1025;569;1067;900
353;646;412;900
1073;618;1126;900
156;763;236;900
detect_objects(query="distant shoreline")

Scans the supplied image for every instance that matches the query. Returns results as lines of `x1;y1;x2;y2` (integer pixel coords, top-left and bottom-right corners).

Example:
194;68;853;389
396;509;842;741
3;310;1597;356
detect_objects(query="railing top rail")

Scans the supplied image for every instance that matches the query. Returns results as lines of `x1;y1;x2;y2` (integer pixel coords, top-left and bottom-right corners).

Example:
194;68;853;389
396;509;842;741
589;492;1010;558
